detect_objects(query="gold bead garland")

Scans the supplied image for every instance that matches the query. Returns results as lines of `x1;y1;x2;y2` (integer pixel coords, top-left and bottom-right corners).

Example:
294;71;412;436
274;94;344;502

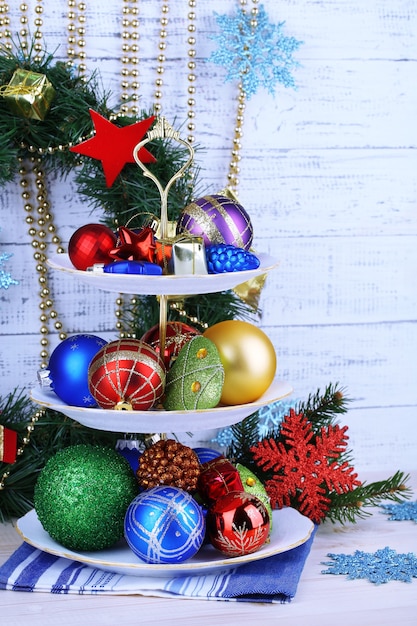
153;1;169;114
0;408;44;491
120;0;139;115
0;1;12;51
226;0;259;194
20;157;67;368
186;0;197;144
67;0;87;80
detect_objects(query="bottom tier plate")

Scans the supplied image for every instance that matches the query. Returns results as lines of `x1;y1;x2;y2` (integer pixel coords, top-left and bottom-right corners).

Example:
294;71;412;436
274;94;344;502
16;507;314;578
30;379;293;432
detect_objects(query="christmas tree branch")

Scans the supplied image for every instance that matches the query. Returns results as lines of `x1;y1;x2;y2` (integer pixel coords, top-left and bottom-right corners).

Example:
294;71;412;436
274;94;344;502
295;382;350;430
325;471;412;524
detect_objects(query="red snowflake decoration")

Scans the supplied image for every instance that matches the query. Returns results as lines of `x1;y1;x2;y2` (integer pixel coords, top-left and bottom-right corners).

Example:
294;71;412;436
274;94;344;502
250;409;361;523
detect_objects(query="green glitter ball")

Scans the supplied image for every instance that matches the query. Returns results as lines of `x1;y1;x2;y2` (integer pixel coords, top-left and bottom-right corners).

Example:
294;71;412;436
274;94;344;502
236;463;273;529
163;335;224;410
34;444;138;551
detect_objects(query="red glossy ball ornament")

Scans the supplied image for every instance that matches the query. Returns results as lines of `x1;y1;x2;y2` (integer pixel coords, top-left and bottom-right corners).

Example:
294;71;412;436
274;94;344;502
68;223;117;271
206;491;270;557
197;456;244;505
141;321;200;367
88;339;166;411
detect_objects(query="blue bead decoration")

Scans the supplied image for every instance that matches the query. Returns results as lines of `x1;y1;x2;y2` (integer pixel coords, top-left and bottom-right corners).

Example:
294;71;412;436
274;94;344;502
124;486;206;564
208;5;302;99
206;244;260;273
47;334;107;407
321;547;417;584
380;501;417;523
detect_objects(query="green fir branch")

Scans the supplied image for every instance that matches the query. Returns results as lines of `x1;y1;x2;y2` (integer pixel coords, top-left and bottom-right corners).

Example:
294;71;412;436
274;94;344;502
0;39;109;184
295;382;350;431
325;471;412;524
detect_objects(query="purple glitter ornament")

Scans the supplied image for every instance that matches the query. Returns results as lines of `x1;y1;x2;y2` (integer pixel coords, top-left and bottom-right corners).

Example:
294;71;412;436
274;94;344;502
176;194;254;251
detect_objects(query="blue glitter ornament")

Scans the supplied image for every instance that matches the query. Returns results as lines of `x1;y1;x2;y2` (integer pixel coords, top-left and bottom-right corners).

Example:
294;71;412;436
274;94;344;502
321;547;417;584
206;244;260;273
124;486;206;564
41;334;107;407
208;5;302;99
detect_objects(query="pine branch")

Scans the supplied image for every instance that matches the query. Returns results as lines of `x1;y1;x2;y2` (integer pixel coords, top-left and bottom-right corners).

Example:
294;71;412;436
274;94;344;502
324;470;412;524
295;382;350;432
0;40;109;181
227;412;262;472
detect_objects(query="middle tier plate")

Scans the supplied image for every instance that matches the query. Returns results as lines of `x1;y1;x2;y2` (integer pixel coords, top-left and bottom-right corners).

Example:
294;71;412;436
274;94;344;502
47;252;279;295
30;379;293;433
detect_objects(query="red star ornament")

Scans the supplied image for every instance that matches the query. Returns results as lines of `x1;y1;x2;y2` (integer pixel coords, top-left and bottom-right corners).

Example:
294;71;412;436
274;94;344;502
110;226;156;262
70;110;156;187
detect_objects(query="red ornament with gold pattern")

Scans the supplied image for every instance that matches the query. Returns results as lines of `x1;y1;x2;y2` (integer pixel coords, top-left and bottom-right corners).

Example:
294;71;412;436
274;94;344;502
88;339;166;411
141;321;200;367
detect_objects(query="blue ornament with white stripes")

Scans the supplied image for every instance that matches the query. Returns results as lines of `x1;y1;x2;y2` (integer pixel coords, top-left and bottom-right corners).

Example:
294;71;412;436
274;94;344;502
124;486;206;564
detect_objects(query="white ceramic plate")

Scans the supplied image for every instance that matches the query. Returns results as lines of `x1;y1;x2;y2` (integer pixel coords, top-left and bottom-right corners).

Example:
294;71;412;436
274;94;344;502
30;379;293;433
47;253;279;295
16;507;314;578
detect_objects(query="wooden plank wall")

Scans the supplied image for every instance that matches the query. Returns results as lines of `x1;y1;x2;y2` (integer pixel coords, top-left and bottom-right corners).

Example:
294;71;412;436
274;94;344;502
0;1;416;474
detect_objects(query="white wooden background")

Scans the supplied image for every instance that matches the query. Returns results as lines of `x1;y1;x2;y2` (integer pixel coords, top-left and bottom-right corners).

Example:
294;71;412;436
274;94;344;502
0;1;416;474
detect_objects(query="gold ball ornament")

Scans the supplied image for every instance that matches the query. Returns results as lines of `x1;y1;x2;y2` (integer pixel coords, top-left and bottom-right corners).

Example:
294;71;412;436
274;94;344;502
203;320;276;405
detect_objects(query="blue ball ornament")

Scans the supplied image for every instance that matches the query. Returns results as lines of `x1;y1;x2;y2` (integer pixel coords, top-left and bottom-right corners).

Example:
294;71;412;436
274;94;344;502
45;334;107;407
124;486;206;564
193;447;222;464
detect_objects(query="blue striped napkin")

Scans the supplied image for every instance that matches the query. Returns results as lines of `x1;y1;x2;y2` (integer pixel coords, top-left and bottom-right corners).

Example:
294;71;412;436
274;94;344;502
0;529;315;603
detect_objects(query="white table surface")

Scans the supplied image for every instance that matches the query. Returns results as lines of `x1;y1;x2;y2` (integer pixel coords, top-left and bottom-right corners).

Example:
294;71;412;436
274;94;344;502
1;471;416;626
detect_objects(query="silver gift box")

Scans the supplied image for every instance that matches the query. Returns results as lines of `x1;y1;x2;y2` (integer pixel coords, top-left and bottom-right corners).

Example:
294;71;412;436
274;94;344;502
171;237;208;275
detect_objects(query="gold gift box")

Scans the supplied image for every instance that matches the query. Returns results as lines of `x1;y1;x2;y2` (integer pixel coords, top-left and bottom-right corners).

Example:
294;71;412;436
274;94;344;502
2;69;56;121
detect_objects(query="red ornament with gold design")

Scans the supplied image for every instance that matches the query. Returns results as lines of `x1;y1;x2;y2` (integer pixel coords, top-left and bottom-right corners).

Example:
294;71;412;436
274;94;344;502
141;321;200;367
206;491;270;557
88;339;166;411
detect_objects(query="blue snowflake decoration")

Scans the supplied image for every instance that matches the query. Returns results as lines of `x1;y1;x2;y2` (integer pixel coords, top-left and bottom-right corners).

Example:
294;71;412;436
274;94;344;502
380;501;417;523
208;5;302;99
322;547;417;584
212;398;297;448
0;248;18;290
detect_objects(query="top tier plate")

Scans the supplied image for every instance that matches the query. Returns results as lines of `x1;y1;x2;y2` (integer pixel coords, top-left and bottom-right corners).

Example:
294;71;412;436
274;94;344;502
47;253;279;295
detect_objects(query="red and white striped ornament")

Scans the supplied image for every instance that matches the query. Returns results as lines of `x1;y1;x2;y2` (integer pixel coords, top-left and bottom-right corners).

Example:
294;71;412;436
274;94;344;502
88;339;166;411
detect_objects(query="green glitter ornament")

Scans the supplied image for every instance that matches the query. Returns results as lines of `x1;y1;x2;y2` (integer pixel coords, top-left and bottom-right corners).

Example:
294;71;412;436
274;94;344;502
163;335;224;410
236;463;273;529
34;444;138;551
